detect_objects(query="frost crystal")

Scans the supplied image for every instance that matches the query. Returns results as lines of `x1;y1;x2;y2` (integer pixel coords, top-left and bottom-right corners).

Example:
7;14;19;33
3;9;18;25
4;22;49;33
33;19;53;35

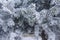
0;0;60;40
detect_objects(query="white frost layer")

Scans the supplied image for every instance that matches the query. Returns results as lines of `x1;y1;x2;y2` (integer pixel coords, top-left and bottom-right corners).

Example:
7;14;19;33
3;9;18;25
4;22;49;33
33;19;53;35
22;37;42;40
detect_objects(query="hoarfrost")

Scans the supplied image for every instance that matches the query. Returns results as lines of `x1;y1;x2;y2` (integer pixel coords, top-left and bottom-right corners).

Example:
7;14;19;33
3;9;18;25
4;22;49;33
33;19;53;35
0;0;60;40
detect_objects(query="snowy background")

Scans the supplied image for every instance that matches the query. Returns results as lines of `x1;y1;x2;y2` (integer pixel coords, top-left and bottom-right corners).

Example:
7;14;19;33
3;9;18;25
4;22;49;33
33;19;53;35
0;0;60;40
